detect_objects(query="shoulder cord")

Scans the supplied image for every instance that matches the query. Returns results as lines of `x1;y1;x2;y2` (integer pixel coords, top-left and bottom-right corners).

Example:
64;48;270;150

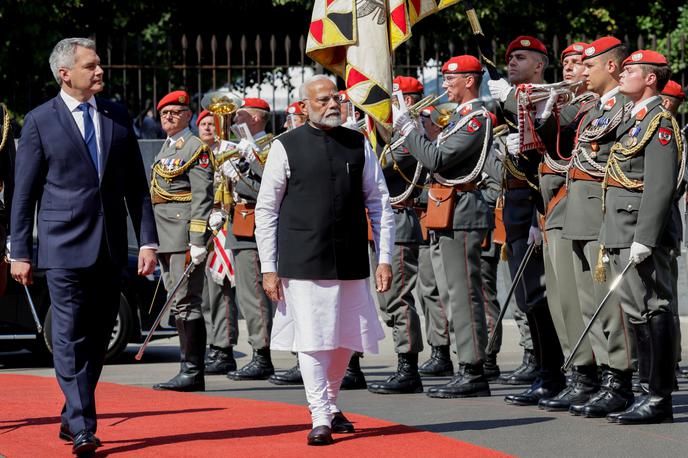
433;108;492;186
151;144;210;202
0;104;10;152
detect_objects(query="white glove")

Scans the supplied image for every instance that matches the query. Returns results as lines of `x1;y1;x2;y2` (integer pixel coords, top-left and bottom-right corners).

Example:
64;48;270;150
487;78;512;102
629;242;652;265
237;138;255;162
208;211;226;231
536;89;558;121
527;225;543;246
221;157;241;180
190;244;207;265
506;133;520;156
393;110;415;136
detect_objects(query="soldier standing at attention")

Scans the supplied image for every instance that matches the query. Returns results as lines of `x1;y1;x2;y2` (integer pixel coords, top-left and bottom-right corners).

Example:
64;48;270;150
221;98;276;381
562;38;637;418
150;90;214;392
487;36;565;406
601;50;681;425
397;55;493;398
196;109;240;375
367;76;425;395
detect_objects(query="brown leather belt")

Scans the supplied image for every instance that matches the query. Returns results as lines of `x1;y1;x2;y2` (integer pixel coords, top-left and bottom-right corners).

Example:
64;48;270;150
605;176;626;188
391;199;414;209
151;194;167;205
506;178;529;190
539;162;563;176
455;182;477;192
568;167;602;183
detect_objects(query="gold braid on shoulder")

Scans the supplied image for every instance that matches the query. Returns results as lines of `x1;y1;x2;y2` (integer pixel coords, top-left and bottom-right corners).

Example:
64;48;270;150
0;103;10;152
151;144;211;203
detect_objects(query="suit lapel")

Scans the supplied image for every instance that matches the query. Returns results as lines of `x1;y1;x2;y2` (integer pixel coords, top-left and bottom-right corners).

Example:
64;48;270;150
53;96;98;176
97;99;113;181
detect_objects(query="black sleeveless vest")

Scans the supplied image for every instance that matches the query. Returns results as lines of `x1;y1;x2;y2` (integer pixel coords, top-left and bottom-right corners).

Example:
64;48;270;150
277;123;370;280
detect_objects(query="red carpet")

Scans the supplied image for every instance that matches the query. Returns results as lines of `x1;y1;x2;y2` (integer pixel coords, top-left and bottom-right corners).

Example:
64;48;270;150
0;374;511;457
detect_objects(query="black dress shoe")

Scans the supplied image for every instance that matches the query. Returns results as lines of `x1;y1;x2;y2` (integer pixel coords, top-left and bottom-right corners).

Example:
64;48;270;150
72;430;98;456
615;395;674;424
268;364;303;385
59;425;102;447
368;353;423;394
419;345;454;377
606;395;647;423
505;378;564;406
307;425;334;445
427;364;490;399
331;412;355;433
227;348;275;381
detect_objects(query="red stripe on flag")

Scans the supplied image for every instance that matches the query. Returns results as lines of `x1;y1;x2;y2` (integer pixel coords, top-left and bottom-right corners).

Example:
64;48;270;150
346;67;369;87
310;19;324;44
391;4;408;34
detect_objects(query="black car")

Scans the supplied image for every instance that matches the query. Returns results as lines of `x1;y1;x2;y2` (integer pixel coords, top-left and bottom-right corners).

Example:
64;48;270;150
0;241;177;362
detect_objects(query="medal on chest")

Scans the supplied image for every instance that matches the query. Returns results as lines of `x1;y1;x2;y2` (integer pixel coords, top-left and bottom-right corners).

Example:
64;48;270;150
624;125;641;148
592;116;610;127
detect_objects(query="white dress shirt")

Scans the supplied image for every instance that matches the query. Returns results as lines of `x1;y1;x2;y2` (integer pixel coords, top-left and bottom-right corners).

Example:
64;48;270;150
59;90;103;174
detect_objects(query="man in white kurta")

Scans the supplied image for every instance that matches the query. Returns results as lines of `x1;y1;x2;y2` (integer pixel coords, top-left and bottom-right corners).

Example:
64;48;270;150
255;75;395;446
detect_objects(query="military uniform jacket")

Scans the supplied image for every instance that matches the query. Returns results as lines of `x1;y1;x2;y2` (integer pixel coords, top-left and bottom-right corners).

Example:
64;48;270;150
381;132;422;243
563;89;631;240
0;104;15;233
599;97;681;250
151;128;214;253
403;99;492;231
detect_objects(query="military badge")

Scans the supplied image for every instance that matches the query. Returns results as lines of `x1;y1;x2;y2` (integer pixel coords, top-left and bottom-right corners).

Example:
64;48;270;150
592;117;610;127
520;39;531;46
584;46;595;57
447;63;458;72
635;107;648;121
590;142;600;152
466;118;482;133
460;104;472;116
174;137;185;149
199;151;210;168
603;97;616;111
658;127;673;146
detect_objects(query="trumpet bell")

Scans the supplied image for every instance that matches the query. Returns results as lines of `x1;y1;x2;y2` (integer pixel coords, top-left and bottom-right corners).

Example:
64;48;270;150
201;91;243;115
433;102;458;128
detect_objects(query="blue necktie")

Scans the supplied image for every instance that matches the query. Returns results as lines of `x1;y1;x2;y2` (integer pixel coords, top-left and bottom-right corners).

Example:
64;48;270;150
78;103;99;172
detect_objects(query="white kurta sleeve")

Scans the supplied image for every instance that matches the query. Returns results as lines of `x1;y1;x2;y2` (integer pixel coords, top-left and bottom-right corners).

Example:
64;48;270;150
255;139;290;273
362;139;395;265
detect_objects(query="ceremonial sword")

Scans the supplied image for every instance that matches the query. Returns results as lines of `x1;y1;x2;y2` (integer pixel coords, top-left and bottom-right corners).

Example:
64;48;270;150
23;285;42;334
485;241;537;355
561;259;634;372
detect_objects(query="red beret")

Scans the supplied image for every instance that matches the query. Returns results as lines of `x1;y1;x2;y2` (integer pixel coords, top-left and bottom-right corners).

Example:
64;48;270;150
561;42;587;62
441;55;482;74
505;36;547;61
581;37;623;61
241;98;270;111
338;90;350;102
393;76;424;94
157;90;190;111
196;109;212;127
622;49;668;67
662;80;686;100
420;105;434;117
285;102;304;115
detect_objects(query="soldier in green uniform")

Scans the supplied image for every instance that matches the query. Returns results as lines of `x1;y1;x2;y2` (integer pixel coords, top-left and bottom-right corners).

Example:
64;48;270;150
196;109;239;375
536;42;601;412
600;50;681;424
151;90;215;392
397;55;493;398
220;97;275;380
561;37;637;418
368;76;425;395
487;36;565;405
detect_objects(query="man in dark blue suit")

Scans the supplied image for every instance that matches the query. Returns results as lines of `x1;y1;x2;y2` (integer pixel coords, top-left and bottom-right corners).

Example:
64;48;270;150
10;37;158;456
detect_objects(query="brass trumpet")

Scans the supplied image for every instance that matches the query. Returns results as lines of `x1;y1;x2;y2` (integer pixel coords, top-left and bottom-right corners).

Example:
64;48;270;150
201;90;243;142
406;90;448;116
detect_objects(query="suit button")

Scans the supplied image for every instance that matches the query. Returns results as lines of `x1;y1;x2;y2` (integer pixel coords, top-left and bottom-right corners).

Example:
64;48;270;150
176;213;181;218
627;204;633;210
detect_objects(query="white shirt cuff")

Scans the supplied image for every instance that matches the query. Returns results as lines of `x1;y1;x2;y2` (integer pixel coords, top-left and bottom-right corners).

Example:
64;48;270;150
378;254;392;265
261;262;277;273
140;244;158;251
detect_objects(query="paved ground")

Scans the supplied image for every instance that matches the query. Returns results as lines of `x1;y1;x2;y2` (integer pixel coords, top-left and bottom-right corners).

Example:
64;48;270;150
2;318;688;457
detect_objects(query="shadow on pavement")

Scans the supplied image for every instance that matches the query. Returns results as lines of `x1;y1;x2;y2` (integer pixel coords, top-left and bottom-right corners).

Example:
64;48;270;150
412;416;555;432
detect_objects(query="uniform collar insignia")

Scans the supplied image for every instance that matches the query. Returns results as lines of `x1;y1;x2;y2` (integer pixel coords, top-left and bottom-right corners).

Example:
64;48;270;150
635;106;648;121
174;137;185;149
603;97;616;111
460;104;472;116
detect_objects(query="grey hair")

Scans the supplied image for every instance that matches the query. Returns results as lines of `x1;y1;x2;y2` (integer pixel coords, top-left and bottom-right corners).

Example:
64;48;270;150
299;74;335;100
49;37;96;85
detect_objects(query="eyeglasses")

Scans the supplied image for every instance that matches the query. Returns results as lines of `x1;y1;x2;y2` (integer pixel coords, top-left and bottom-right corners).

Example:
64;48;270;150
442;74;468;84
309;94;343;106
160;108;190;118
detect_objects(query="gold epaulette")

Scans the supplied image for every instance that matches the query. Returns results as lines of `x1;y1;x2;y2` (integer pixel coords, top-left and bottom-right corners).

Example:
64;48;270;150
152;143;211;180
0;103;10;152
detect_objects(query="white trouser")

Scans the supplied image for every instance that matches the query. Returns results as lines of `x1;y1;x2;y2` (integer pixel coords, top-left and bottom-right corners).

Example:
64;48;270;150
298;347;354;428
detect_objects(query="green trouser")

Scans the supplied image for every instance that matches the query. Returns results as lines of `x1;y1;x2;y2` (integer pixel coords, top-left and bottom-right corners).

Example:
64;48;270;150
371;244;424;354
431;229;489;365
481;245;502;354
232;248;273;350
571;240;635;370
418;243;450;347
159;252;205;321
544;229;593;366
202;272;239;350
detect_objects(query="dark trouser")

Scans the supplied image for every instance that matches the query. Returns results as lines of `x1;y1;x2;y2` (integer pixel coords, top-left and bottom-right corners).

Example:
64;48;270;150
431;229;488;365
481;243;502;354
371;243;424;353
232;248;273;350
159;252;205;321
202;273;239;349
418;243;450;347
47;253;121;435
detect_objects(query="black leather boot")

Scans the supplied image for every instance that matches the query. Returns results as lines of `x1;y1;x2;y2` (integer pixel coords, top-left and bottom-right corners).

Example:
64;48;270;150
567;368;633;417
205;346;219;366
154;318;206;392
499;349;538;385
616;315;675;425
228;347;275;380
205;347;237;375
368;353;423;394
538;365;598;411
483;353;501;381
426;363;491;398
341;353;367;390
419;345;454;377
269;358;303;386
